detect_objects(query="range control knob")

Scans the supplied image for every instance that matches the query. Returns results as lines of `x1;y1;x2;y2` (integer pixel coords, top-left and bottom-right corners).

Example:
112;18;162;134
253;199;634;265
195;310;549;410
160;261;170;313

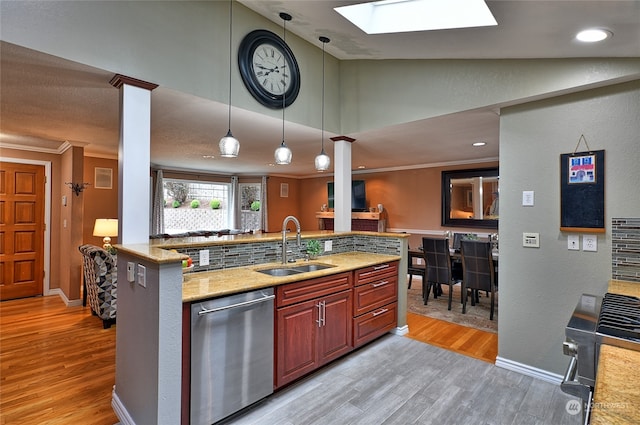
563;340;578;356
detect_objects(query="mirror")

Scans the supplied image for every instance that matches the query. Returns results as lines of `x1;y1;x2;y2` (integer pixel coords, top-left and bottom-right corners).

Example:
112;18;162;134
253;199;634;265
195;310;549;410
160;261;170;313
442;167;499;229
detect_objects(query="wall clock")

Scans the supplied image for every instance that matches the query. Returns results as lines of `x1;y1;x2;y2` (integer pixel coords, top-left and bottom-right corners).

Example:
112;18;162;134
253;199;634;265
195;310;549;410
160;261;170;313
238;29;300;109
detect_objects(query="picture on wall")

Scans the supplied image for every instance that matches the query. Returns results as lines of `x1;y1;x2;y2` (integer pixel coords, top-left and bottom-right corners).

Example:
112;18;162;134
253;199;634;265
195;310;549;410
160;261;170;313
560;150;605;232
568;154;596;184
95;167;113;189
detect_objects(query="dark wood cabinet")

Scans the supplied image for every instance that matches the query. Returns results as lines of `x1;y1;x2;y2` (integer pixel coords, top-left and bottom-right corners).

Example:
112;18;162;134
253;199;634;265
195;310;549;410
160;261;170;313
352;261;398;348
275;261;399;388
275;273;353;388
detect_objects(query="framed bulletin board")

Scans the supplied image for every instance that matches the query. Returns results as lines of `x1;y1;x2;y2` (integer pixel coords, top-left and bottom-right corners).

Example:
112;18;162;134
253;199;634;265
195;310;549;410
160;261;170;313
560;149;605;232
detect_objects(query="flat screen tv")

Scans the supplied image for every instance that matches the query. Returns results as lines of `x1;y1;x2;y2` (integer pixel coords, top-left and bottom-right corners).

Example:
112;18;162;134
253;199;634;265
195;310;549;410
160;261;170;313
327;180;367;212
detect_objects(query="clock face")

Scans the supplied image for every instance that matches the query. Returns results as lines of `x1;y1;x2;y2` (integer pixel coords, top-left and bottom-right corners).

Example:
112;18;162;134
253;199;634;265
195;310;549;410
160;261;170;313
252;42;291;96
238;30;300;109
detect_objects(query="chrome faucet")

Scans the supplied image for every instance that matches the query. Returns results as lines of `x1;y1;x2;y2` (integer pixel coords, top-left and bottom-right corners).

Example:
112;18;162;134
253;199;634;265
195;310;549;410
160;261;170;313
282;215;301;264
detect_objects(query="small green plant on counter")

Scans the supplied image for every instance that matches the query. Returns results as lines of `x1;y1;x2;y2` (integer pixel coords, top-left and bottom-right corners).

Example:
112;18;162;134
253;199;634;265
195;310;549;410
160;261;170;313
306;239;322;258
210;199;221;209
190;199;200;208
250;200;261;211
172;200;181;208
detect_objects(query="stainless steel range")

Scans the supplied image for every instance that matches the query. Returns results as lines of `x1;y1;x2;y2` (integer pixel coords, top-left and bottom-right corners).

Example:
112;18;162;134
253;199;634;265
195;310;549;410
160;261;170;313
561;292;640;424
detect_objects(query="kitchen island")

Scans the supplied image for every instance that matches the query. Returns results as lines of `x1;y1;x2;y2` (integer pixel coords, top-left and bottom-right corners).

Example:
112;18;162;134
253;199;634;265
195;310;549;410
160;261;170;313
111;230;409;425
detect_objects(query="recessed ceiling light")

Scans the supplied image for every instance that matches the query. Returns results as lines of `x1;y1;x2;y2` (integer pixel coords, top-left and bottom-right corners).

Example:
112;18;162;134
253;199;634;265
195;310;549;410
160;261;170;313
576;28;612;43
335;0;497;35
202;155;215;159
358;165;366;169
473;142;486;147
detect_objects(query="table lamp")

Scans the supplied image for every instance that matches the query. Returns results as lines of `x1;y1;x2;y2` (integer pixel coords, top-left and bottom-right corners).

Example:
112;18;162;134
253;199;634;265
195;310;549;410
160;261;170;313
93;218;118;251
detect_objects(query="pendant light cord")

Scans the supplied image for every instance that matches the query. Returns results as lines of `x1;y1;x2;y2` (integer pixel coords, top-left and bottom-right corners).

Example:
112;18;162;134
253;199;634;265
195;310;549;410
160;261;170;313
227;0;233;131
281;15;287;142
321;39;326;153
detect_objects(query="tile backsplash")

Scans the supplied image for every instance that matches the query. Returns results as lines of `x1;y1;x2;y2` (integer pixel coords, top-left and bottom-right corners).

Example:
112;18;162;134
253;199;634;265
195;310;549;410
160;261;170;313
612;218;640;282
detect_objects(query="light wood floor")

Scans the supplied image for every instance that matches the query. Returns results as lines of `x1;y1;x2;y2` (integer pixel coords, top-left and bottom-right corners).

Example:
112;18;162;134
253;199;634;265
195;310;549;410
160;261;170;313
0;295;118;425
1;296;494;424
406;312;498;363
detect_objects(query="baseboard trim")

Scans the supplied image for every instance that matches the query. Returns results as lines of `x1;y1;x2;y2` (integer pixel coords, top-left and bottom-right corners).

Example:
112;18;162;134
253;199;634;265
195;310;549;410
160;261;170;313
112;387;136;425
49;288;82;307
391;325;409;336
495;356;564;385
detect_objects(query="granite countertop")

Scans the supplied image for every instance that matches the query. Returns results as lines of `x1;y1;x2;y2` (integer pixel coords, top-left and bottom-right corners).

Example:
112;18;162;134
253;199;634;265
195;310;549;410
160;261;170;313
591;345;640;424
182;251;400;302
590;279;640;425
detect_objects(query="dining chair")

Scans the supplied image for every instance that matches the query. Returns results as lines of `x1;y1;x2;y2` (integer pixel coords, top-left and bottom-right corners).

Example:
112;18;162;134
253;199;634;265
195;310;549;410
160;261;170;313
421;237;462;310
407;246;426;289
460;240;496;320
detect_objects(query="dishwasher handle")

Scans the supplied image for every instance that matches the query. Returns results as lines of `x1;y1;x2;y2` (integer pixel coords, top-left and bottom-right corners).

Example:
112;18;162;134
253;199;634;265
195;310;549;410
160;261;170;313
197;294;275;315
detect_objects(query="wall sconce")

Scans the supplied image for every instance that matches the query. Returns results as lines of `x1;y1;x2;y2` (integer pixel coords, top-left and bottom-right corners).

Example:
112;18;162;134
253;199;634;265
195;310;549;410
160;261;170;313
65;182;90;196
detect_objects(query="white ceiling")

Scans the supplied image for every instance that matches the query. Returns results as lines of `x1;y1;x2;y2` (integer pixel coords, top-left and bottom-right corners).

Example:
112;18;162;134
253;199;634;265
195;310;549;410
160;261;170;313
1;1;639;177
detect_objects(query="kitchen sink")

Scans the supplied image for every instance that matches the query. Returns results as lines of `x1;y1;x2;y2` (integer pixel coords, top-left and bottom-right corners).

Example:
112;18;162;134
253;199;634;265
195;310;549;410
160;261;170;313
257;263;336;276
290;263;335;273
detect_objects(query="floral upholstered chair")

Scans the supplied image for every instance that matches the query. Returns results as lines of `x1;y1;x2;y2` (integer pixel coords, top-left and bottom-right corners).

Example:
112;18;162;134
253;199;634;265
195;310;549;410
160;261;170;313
78;244;117;328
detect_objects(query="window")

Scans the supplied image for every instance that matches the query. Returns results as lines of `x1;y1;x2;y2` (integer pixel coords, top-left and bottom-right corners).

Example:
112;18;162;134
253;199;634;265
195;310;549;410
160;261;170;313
163;179;231;233
239;182;262;232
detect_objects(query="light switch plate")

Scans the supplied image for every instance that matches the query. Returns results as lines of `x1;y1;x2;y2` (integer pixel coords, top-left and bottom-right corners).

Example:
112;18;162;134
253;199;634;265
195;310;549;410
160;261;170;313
137;264;146;288
324;240;333;252
568;235;580;251
199;249;210;266
583;235;598;252
523;232;540;248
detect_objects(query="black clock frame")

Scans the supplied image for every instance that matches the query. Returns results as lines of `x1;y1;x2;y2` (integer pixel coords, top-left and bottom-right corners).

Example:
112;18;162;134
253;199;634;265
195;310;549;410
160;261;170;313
238;29;301;109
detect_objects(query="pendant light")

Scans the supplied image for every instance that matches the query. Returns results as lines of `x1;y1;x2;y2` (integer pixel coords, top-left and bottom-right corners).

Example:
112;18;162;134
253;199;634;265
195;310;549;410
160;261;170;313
274;12;293;165
219;0;240;157
315;36;331;172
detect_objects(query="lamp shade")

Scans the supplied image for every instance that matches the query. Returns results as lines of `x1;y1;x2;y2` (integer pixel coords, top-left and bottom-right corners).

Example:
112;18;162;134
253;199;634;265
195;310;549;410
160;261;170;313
93;219;118;237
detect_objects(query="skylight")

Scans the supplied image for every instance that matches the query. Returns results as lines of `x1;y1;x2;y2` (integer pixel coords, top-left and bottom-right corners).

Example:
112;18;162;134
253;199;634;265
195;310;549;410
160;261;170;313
334;0;497;35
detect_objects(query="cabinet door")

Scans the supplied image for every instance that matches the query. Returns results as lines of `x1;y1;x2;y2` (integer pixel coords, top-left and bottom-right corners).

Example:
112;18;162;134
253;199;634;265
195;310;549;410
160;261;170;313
276;299;320;388
318;290;353;365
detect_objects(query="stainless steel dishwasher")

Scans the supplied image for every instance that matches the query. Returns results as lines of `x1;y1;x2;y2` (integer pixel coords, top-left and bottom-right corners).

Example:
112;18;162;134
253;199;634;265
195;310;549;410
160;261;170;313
190;287;275;425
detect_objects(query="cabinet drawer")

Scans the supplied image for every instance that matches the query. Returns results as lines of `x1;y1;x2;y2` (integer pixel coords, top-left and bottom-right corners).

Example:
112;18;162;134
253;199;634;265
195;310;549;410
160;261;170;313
353;277;397;316
276;272;352;307
352;303;397;348
354;261;398;286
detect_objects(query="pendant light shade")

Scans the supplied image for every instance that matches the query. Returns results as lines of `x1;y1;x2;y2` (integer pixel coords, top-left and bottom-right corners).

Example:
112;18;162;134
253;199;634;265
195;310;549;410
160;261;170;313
219;130;239;157
275;141;293;164
275;12;292;165
315;36;331;172
219;0;239;158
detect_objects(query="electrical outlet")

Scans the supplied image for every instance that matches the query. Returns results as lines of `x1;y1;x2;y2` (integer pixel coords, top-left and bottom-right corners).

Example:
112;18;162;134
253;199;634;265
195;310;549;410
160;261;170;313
324;240;333;252
199;249;210;266
522;232;540;248
137;264;146;288
583;235;598;252
568;235;580;251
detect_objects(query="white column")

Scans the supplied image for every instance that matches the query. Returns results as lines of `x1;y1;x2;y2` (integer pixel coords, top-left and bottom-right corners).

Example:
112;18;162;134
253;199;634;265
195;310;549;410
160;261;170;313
332;136;354;231
110;75;158;244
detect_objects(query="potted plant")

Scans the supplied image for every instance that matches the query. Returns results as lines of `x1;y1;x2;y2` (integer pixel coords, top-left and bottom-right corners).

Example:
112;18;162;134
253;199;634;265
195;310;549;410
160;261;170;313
306;239;322;260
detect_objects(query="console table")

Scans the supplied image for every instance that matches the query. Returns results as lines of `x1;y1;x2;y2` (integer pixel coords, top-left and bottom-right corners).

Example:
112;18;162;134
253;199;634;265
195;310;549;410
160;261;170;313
316;211;386;232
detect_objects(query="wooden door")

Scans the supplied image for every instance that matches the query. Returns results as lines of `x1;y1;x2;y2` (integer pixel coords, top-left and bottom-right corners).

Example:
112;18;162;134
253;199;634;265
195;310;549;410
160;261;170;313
0;162;45;300
318;290;353;365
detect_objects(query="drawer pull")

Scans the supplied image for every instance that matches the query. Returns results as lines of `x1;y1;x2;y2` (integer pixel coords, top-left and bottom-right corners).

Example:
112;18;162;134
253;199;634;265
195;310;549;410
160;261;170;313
372;308;388;317
373;264;390;271
372;280;389;288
